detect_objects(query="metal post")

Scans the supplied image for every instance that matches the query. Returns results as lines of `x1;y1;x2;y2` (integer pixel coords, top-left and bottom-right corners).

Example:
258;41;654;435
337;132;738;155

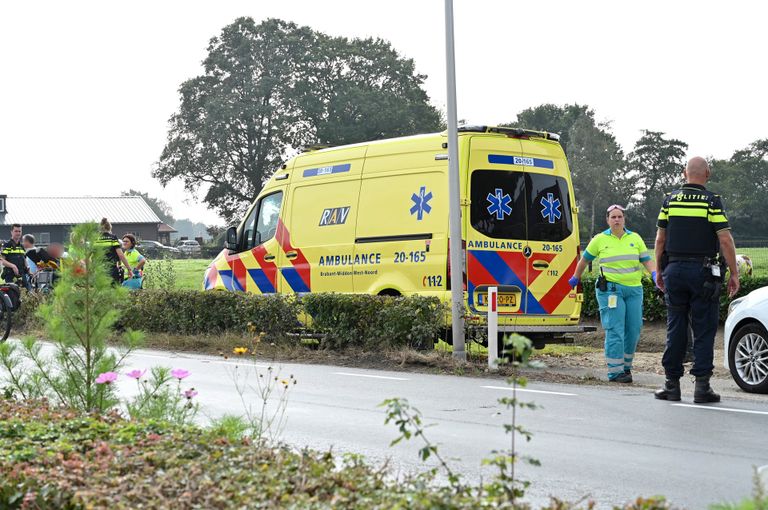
487;286;498;369
444;0;466;360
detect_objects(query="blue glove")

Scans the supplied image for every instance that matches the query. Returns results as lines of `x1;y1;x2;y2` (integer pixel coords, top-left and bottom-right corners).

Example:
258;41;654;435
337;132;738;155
568;275;580;288
651;270;657;283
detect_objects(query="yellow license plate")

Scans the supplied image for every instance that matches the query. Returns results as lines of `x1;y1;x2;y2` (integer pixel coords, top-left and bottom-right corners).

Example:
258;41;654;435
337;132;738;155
497;294;517;306
478;293;518;306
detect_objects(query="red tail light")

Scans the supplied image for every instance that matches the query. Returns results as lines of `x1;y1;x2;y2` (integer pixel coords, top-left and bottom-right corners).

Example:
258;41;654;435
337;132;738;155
446;239;467;291
576;245;583;294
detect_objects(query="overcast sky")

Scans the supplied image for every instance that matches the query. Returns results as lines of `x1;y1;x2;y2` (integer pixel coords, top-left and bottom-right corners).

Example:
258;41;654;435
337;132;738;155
2;1;765;225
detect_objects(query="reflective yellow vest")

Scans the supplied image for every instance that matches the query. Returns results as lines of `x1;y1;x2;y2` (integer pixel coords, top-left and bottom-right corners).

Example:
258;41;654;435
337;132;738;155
583;229;651;287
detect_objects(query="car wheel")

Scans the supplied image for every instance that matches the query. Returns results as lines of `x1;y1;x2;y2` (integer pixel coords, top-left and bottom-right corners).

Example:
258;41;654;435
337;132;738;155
728;322;768;393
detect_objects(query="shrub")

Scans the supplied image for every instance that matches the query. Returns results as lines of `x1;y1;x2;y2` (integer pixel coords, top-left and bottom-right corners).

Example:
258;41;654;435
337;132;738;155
301;294;445;350
11;289;47;331
0;399;490;509
119;290;300;339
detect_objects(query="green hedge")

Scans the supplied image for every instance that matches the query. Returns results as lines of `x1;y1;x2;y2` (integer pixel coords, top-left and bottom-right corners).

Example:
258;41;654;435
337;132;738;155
302;294;444;350
118;290;301;339
115;290;444;349
580;276;768;322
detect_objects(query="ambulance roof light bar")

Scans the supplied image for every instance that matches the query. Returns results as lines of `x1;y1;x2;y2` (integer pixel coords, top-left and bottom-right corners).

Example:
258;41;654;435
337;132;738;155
457;125;560;142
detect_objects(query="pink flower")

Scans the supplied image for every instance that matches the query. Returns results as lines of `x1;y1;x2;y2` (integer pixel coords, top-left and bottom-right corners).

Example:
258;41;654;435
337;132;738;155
183;388;198;400
171;369;190;380
95;372;118;384
125;369;146;380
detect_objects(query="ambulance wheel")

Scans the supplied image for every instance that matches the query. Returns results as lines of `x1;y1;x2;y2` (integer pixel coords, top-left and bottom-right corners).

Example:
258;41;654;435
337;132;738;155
378;289;401;297
497;332;517;363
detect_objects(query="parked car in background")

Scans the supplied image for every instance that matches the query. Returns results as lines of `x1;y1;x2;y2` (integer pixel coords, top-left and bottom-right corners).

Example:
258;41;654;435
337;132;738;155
176;239;202;257
137;240;181;259
724;286;768;393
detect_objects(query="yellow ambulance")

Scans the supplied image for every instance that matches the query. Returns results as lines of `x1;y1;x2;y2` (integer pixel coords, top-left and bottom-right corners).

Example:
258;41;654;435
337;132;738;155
204;126;594;346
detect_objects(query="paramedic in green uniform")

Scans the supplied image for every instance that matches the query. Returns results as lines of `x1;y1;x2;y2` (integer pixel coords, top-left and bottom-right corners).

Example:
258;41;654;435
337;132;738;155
568;205;656;383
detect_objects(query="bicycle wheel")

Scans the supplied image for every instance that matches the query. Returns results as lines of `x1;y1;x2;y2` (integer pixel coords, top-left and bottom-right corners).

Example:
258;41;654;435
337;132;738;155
0;292;11;342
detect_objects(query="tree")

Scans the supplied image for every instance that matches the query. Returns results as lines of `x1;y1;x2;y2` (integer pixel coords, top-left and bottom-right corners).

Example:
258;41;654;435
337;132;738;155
625;130;688;237
154;17;441;223
709;139;768;237
506;104;594;156
121;189;175;225
565;116;631;236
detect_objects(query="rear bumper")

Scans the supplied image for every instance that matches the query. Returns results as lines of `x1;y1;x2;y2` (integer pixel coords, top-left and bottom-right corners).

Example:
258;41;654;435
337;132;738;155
497;325;597;333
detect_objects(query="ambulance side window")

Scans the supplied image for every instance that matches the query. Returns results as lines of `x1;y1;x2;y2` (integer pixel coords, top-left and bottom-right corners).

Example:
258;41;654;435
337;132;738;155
242;204;259;251
252;191;283;248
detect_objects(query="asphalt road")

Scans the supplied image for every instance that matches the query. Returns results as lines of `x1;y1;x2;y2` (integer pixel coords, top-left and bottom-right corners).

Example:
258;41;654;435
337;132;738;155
105;347;768;510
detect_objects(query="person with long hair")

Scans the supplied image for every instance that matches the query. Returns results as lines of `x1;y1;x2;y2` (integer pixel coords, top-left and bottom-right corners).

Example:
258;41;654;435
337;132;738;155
95;218;132;284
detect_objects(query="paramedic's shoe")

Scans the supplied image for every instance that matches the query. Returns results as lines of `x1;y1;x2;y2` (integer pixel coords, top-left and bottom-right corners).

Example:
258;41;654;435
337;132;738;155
609;372;632;384
693;375;720;403
654;379;681;401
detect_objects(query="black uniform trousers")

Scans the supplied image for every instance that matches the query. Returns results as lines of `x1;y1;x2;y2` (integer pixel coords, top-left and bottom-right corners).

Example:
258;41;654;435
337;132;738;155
662;260;719;378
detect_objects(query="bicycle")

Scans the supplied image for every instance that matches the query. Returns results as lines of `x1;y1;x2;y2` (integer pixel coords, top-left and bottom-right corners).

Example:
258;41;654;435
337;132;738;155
29;268;57;294
0;282;20;342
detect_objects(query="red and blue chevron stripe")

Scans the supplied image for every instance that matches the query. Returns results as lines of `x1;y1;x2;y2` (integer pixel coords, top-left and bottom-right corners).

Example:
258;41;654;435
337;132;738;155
467;250;577;314
276;219;311;293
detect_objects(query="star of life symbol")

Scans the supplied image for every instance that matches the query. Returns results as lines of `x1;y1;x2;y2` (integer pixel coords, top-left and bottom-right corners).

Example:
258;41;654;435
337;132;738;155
487;188;512;220
540;193;562;223
410;186;433;220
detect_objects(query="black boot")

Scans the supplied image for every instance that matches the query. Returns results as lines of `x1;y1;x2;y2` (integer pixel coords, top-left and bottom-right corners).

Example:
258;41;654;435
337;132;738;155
694;375;720;403
654;379;681;401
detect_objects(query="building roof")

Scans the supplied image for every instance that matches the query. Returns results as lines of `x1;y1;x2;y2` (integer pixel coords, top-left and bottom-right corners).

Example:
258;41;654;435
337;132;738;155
0;197;162;226
158;222;178;233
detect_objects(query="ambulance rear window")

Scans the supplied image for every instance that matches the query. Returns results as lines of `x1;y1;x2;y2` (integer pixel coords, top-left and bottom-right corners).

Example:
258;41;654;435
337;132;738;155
470;170;573;242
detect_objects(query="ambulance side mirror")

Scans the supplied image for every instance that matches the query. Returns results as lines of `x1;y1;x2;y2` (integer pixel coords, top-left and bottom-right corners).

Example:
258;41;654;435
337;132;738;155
225;227;238;251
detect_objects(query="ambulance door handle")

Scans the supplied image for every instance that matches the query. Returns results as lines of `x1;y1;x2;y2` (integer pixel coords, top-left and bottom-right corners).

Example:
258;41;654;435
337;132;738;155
285;251;298;259
263;254;276;262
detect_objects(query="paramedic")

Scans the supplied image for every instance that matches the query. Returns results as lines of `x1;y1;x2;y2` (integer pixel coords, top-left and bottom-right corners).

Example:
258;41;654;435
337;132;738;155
568;205;656;383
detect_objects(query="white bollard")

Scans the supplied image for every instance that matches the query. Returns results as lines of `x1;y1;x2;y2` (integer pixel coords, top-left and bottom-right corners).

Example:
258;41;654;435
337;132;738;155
488;286;498;369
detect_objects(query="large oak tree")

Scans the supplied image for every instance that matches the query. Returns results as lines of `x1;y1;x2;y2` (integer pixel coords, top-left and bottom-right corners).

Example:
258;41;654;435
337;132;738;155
155;17;442;223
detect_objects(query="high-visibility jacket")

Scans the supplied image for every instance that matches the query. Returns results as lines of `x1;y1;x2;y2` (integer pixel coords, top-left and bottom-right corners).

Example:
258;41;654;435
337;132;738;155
583;229;651;287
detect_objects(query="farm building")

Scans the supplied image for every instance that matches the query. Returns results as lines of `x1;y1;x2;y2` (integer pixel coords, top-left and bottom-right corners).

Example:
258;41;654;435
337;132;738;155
0;195;176;245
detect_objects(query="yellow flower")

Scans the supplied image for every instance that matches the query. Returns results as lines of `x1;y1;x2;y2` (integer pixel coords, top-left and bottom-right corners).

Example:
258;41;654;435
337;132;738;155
233;347;248;355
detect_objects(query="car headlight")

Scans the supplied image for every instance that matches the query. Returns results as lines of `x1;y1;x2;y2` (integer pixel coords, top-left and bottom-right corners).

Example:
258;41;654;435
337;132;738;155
728;297;746;316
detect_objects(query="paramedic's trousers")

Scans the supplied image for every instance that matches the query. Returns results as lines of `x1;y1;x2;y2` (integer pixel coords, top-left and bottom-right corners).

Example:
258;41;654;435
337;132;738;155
596;282;644;380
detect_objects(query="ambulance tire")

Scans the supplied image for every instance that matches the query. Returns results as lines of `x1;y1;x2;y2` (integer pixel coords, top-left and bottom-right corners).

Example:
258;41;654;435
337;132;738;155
497;332;517;363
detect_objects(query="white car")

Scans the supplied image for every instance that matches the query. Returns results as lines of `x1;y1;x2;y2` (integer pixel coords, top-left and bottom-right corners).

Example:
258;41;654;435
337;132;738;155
724;286;768;393
176;239;201;257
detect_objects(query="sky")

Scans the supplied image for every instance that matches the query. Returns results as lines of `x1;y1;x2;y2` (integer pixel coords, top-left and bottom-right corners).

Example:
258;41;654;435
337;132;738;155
2;1;766;225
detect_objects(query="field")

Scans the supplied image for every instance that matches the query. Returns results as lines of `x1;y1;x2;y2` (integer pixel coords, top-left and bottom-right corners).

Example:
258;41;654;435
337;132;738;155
144;258;210;290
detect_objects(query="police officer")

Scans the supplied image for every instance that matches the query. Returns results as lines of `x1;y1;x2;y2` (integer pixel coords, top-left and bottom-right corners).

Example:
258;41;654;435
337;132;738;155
569;204;656;383
95;218;132;285
654;157;739;403
0;223;31;290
